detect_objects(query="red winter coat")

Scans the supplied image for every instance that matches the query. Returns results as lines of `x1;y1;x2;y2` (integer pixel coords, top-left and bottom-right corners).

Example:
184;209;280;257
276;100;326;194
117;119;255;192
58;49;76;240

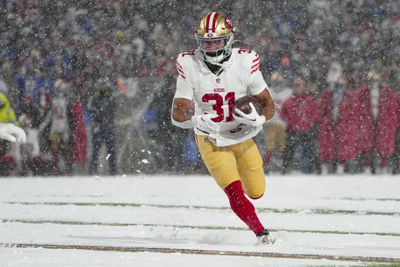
71;101;88;163
280;92;320;132
396;91;400;130
317;89;336;163
318;87;360;162
375;86;397;156
357;84;374;154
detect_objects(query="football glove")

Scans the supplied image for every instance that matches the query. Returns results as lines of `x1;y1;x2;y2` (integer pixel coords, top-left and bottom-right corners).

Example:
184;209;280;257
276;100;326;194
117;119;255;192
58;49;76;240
191;114;219;135
233;102;266;127
0;123;27;143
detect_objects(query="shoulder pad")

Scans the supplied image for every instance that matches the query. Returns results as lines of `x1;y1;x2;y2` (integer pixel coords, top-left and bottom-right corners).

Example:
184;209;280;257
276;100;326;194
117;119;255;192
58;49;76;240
176;50;196;80
233;48;260;74
177;50;196;60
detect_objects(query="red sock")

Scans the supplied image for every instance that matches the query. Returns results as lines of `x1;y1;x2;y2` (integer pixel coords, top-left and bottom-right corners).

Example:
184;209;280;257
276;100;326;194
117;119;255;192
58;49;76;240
224;180;265;235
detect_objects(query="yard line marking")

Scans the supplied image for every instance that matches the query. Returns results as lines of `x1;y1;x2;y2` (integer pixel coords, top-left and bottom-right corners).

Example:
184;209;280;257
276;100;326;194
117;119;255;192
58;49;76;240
1;243;400;263
2;218;400;237
324;197;400;202
3;201;400;216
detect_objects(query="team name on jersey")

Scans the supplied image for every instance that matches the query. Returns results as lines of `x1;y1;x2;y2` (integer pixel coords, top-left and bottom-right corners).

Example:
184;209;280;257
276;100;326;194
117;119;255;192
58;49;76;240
214;88;225;93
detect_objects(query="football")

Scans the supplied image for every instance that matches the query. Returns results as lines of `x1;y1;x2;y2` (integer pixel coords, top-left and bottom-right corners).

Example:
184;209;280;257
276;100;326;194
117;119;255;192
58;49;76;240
234;96;263;115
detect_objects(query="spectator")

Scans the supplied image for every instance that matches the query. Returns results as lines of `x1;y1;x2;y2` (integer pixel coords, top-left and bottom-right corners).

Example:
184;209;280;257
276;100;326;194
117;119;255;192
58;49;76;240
319;74;361;174
280;75;321;174
88;78;117;175
68;87;88;175
374;71;398;174
47;80;72;175
263;72;292;173
355;71;374;173
0;92;18;175
318;82;342;174
0;92;17;125
14;97;42;176
394;76;400;174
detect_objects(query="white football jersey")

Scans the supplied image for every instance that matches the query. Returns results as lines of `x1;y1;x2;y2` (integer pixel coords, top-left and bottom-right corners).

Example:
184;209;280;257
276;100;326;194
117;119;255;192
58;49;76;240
173;48;269;146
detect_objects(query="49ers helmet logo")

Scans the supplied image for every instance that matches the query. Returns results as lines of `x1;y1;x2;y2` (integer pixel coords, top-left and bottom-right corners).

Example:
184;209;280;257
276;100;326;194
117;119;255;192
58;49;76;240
225;17;232;28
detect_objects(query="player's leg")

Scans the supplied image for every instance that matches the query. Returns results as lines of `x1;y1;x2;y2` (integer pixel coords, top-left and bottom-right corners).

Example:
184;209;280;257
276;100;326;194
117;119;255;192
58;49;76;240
234;138;265;199
196;135;265;236
223;180;265;235
195;135;240;189
232;138;273;243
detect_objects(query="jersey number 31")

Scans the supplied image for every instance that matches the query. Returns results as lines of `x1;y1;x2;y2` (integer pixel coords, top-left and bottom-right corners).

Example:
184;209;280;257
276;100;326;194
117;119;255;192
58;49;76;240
202;92;235;122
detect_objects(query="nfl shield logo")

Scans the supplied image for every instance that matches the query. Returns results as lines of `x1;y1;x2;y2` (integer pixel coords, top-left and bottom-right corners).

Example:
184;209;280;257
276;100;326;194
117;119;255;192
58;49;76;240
216;77;221;84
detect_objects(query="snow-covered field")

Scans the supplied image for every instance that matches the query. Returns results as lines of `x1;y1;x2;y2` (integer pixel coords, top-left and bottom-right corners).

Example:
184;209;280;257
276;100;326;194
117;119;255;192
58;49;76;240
1;175;399;266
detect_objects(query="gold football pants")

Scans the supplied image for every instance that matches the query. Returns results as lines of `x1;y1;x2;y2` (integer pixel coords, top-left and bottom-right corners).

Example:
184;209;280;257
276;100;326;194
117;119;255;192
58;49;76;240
195;135;265;199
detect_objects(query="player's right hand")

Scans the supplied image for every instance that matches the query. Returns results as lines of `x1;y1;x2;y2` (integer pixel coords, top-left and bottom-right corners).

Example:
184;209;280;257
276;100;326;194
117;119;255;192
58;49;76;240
0;123;27;143
233;102;266;127
191;114;219;135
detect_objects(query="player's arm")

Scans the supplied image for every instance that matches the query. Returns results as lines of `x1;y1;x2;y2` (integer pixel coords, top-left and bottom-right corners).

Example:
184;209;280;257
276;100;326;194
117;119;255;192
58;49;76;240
171;97;219;135
171;98;193;128
234;50;274;125
254;88;275;121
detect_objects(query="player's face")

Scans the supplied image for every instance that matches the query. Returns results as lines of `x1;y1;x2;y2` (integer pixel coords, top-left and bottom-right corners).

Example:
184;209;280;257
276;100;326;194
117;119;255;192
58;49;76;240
200;39;225;52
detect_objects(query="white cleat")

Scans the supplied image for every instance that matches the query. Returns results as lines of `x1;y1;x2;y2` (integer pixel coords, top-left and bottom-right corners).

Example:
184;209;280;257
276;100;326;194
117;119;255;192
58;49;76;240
256;229;274;245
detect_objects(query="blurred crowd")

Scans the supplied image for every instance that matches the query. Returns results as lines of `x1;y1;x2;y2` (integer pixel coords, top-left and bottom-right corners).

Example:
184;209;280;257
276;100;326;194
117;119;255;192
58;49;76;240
0;0;399;176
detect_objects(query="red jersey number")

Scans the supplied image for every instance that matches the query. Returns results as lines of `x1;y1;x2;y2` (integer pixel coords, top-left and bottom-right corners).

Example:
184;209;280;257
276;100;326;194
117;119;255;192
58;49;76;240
238;48;252;54
202;92;235;122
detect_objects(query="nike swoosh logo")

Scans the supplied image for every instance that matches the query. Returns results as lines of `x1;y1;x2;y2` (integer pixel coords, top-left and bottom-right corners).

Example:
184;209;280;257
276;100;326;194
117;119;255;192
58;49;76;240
196;127;209;135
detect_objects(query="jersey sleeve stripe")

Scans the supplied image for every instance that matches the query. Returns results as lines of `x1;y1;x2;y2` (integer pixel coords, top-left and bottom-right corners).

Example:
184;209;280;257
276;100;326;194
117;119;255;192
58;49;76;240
252;57;260;63
177;67;186;79
176;60;185;75
177;67;185;75
251;65;260;74
176;60;185;79
251;62;260;70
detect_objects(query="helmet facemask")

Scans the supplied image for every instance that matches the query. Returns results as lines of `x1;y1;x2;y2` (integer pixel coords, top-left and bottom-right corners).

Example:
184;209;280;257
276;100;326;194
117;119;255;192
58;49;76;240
196;12;235;65
196;33;234;64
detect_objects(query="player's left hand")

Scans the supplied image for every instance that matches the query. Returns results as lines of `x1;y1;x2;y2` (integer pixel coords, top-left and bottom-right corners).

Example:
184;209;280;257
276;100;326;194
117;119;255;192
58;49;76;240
0;123;27;143
233;102;266;127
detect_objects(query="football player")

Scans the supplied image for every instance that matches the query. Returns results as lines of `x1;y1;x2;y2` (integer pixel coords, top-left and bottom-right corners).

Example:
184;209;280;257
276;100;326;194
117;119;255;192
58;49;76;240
171;12;274;244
